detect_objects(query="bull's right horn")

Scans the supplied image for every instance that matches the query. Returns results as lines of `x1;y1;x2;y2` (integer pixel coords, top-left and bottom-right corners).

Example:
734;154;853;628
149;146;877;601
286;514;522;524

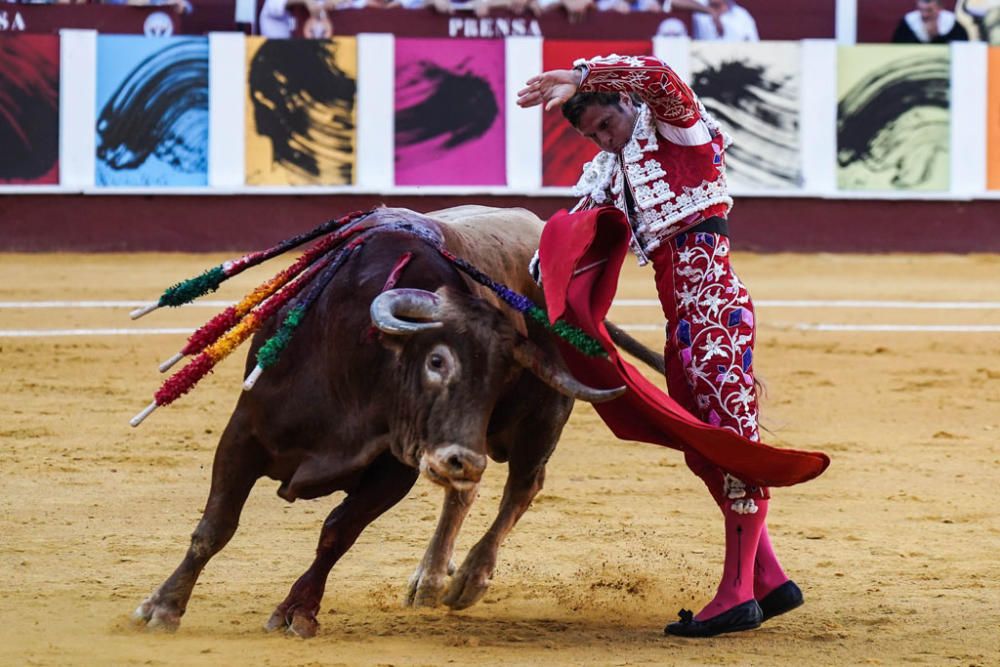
513;339;626;404
370;289;444;334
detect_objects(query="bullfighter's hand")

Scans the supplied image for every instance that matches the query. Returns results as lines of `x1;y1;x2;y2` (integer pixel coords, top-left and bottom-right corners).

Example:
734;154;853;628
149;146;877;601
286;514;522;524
517;68;583;112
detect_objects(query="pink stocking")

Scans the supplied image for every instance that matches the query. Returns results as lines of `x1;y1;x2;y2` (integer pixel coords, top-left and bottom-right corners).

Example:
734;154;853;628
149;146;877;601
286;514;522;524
696;498;768;621
753;525;789;599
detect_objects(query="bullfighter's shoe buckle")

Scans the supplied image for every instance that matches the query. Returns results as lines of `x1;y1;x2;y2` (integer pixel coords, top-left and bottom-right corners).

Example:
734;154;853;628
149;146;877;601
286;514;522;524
664;599;763;638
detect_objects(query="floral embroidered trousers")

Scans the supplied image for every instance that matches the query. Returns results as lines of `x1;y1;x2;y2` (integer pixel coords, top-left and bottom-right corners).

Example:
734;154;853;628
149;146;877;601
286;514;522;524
651;230;768;506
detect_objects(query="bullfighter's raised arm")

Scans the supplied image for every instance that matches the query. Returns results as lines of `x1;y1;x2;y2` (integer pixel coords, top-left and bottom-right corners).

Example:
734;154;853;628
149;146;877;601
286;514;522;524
517;54;701;130
573;54;701;129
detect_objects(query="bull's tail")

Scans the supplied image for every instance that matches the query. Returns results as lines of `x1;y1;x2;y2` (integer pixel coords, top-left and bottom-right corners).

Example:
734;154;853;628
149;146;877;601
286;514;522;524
604;320;665;375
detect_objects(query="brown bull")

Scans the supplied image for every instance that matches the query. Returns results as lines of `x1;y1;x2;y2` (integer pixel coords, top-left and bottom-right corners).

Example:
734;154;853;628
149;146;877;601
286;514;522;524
132;205;631;637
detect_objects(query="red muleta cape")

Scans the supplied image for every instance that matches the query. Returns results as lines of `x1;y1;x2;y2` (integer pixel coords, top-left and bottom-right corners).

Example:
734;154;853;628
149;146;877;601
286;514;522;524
539;206;830;488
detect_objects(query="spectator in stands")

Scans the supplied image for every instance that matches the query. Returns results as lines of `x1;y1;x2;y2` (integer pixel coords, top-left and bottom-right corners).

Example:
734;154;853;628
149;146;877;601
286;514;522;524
535;0;715;25
595;0;661;13
893;0;969;43
259;0;342;38
690;0;758;41
103;0;190;11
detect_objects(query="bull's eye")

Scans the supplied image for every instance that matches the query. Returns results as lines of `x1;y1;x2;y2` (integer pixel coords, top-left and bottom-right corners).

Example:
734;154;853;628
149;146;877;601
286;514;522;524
424;345;457;386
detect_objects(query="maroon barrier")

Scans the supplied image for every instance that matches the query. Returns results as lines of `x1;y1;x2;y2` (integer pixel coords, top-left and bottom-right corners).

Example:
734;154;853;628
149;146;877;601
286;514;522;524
0;194;994;253
2;4;181;35
292;1;835;40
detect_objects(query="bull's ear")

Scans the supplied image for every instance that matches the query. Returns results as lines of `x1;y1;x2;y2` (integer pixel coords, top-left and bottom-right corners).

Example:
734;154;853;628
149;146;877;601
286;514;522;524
375;329;406;357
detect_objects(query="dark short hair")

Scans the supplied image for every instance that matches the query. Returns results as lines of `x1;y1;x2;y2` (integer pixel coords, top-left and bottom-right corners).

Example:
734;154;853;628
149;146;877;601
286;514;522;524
561;92;623;128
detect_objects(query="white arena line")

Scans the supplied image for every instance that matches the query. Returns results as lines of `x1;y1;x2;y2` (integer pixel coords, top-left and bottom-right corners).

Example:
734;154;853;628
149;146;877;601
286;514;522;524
2;299;1000;310
613;324;1000;334
2;323;999;337
790;324;1000;333
614;299;1000;310
0;300;233;308
0;328;192;337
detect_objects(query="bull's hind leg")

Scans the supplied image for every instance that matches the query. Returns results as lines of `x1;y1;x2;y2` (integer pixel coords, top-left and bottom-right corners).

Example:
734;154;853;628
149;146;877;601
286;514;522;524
266;452;418;638
133;425;265;631
443;408;565;610
405;486;476;608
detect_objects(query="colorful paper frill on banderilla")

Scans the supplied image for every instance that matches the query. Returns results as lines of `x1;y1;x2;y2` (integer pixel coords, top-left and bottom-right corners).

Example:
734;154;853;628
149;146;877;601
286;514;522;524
130;212;609;427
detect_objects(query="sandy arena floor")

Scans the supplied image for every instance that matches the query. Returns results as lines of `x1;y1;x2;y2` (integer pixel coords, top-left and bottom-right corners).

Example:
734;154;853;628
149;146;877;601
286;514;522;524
0;252;998;666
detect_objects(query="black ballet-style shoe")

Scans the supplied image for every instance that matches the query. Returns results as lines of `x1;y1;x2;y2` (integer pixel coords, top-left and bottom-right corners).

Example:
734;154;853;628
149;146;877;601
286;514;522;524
663;600;763;638
758;580;804;622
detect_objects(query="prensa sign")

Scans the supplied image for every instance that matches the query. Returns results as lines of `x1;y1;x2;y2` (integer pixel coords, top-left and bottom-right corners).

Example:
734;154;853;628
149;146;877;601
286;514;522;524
446;16;542;38
0;10;27;32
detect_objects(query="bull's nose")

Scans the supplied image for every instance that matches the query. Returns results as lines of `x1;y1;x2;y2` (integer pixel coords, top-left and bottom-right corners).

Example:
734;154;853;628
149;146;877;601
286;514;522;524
421;445;486;488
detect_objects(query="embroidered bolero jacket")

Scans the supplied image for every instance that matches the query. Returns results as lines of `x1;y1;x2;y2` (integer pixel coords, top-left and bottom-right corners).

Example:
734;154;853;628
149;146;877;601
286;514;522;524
571;54;733;263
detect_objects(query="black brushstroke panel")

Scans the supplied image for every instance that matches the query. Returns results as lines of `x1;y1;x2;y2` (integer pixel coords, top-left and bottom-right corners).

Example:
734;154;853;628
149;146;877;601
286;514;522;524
837;53;950;188
0;37;59;181
692;57;801;189
248;40;357;182
394;60;498;154
96;40;209;176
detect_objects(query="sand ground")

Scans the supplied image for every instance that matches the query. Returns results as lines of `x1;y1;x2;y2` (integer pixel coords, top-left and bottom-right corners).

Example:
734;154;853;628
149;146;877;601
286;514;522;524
1;252;998;666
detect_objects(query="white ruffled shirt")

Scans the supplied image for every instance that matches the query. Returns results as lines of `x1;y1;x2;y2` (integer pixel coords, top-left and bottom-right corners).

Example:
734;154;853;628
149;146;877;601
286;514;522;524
903;9;957;43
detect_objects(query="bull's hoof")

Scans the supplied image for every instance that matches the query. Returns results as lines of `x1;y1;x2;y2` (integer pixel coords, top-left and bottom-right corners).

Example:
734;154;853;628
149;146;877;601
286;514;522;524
405;569;447;608
288;611;319;638
264;606;319;638
443;561;492;610
263;608;288;633
132;594;182;631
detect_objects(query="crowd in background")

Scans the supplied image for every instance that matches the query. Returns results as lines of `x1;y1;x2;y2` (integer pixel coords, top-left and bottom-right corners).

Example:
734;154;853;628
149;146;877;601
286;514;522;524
262;0;760;39
4;0;999;45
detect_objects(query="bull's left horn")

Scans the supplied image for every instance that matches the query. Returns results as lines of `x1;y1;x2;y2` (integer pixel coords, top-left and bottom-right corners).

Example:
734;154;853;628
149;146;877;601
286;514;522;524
370;289;444;335
513;339;626;404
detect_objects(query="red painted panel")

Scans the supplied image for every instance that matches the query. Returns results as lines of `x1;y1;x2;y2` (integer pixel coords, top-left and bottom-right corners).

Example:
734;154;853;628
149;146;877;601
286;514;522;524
0;35;59;185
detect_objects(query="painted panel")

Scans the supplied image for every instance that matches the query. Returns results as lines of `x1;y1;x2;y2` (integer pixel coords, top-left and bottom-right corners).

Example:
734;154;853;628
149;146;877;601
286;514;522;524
837;45;951;191
394;39;506;186
690;40;802;191
96;36;209;187
245;37;357;186
0;35;60;185
540;40;652;187
988;46;1000;189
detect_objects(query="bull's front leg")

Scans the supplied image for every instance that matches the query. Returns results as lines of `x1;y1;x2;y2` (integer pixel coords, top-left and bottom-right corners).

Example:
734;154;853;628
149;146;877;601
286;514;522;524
133;427;264;631
265;452;418;638
405;485;476;608
443;460;546;610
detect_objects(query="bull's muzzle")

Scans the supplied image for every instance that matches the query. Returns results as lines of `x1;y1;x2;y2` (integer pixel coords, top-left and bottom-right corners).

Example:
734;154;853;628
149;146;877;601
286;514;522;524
419;445;486;491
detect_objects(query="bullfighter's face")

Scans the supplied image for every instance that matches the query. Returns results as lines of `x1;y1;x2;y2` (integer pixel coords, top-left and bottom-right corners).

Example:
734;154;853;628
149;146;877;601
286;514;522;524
574;93;638;154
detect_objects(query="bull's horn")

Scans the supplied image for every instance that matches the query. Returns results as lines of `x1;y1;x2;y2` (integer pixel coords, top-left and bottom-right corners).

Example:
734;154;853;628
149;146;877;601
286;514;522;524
370;288;444;334
513;339;626;404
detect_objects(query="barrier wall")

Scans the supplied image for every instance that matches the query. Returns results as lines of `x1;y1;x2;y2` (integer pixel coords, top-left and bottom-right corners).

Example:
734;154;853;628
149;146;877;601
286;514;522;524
1;32;998;201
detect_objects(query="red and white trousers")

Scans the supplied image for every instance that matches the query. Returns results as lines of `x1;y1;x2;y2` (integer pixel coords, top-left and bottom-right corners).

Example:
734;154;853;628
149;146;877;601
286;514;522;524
650;229;768;508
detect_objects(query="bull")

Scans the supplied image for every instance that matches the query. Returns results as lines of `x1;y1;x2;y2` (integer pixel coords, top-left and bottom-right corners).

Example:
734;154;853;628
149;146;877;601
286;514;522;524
132;205;652;637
